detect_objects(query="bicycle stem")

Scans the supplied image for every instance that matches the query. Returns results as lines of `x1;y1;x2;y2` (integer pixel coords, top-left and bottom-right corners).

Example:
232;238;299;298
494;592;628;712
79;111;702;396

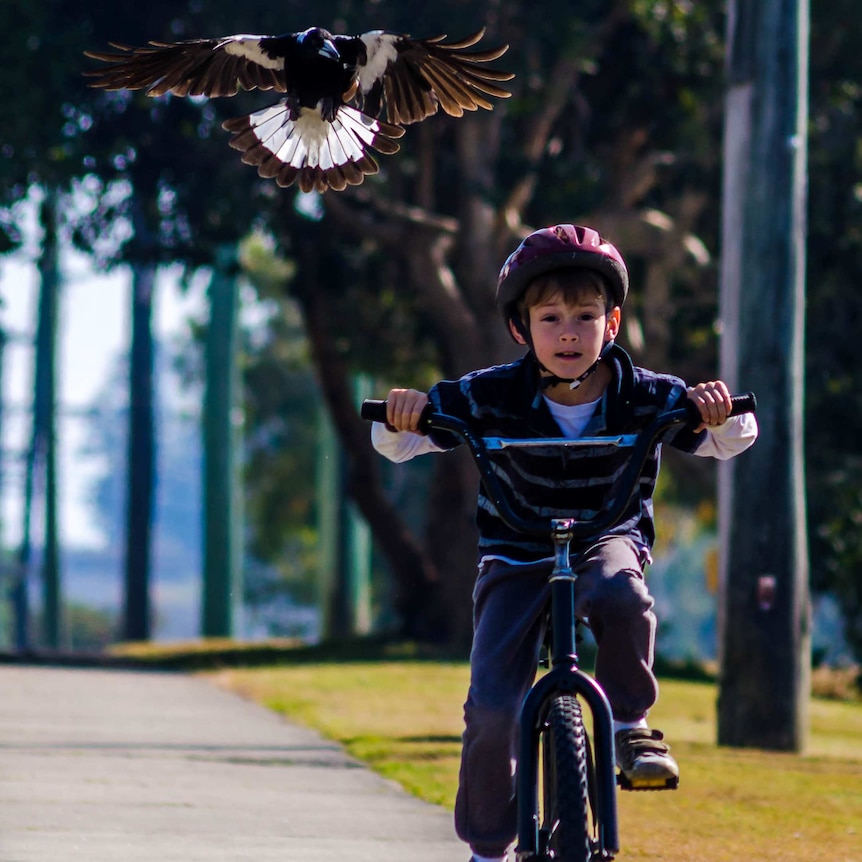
549;519;579;667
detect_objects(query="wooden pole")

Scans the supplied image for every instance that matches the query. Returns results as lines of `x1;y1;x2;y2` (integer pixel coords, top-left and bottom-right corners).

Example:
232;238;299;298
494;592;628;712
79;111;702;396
717;0;811;750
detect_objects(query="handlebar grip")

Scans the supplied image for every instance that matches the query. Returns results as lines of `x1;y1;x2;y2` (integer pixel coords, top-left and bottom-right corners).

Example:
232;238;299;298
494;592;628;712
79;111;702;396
730;392;757;415
684;391;757;426
360;399;388;423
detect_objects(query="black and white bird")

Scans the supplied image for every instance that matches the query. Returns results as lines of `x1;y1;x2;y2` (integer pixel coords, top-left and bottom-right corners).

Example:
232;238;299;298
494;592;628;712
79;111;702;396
84;27;514;193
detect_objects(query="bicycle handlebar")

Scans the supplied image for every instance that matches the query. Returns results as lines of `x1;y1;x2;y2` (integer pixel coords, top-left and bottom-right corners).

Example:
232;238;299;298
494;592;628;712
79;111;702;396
361;392;756;539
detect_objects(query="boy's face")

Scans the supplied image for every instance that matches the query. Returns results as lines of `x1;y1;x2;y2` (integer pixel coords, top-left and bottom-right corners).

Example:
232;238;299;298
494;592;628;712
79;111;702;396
510;287;620;384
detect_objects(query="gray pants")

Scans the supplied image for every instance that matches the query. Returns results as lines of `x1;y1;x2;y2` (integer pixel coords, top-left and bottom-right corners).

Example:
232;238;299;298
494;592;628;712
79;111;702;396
454;535;657;858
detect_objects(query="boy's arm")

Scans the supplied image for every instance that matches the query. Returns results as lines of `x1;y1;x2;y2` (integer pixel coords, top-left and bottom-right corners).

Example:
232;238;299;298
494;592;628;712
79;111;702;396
371;422;447;463
693;413;758;460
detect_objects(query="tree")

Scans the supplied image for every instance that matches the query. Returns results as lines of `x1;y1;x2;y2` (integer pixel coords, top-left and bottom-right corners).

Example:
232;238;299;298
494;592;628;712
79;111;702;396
804;0;862;664
67;0;737;647
257;0;733;646
23;0;862;656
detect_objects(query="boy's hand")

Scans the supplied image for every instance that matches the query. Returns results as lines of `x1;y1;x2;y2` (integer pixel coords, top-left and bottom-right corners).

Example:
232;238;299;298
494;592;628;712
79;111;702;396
385;388;430;434
687;381;733;430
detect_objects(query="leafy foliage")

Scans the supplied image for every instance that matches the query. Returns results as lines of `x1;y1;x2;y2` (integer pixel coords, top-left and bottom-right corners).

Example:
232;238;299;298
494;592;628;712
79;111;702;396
805;0;862;659
4;0;862;654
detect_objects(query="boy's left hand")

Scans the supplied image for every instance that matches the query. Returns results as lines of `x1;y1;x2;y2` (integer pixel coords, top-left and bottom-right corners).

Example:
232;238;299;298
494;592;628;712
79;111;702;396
687;381;733;430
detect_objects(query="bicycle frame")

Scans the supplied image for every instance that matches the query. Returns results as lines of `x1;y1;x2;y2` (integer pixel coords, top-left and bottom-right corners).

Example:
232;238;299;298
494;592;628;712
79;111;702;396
515;518;619;861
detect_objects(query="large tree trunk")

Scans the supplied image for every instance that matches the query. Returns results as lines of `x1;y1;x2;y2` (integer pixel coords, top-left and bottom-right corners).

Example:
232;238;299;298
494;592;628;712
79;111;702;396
423;448;479;650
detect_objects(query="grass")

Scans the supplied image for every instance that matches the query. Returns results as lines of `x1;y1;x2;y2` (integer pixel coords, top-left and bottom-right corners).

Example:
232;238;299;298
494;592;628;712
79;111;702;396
209;660;862;862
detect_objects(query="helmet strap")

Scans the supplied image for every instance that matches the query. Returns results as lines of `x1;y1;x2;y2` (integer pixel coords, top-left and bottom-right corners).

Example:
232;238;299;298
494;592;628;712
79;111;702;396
537;340;616;391
539;358;601;391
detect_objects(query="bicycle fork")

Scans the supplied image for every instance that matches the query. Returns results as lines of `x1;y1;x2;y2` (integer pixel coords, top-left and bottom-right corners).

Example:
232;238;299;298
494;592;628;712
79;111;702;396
515;519;620;861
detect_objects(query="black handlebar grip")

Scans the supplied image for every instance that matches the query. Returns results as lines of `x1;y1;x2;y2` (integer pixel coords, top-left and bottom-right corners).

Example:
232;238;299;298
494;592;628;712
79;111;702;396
730;392;757;415
684;391;757;425
360;399;388;423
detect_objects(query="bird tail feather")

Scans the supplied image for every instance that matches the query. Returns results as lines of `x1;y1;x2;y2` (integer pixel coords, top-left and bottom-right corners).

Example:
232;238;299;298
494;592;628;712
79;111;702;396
222;102;403;192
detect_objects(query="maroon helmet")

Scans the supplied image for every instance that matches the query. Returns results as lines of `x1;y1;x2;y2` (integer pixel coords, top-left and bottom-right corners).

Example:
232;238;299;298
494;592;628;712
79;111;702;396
496;224;629;330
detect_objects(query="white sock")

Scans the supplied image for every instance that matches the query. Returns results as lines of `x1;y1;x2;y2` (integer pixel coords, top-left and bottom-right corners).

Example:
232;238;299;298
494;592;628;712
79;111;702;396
614;717;648;734
473;854;507;862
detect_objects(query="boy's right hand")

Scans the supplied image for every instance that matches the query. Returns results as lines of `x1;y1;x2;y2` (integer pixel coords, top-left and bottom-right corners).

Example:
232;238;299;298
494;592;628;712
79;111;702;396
385;389;430;434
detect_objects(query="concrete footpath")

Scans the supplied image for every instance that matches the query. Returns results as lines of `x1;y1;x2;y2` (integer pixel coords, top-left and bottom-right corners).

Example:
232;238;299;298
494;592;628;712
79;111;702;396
0;665;466;862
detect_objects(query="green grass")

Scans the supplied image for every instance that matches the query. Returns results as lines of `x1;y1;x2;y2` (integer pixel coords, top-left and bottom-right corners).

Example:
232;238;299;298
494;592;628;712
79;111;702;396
209;661;862;862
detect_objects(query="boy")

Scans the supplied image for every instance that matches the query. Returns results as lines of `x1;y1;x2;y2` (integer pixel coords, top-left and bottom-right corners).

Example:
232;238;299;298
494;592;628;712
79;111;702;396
370;224;758;862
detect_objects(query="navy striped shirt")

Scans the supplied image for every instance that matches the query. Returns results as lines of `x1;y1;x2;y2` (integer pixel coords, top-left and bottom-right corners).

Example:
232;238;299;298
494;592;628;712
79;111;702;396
426;345;704;563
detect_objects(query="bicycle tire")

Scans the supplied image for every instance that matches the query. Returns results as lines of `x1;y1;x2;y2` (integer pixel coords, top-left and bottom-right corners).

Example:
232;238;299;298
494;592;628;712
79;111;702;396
540;694;592;862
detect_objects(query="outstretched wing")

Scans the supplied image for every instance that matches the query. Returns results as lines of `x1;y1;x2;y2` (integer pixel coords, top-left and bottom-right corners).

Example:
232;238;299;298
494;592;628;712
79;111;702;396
338;29;514;125
83;34;297;97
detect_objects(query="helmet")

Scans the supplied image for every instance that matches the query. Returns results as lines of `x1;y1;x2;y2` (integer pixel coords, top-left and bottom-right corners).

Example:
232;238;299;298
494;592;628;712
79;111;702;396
495;225;629;330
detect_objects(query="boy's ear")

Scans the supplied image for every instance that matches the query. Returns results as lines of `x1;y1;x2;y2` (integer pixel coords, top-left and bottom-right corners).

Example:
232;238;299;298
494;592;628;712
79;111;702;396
605;306;621;340
509;317;528;345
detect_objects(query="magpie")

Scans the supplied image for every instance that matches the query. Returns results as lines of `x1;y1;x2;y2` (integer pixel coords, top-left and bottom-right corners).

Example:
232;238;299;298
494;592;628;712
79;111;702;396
84;27;514;193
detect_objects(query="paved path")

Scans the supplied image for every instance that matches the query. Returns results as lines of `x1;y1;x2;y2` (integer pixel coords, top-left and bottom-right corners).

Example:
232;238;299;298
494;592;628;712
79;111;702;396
0;665;466;862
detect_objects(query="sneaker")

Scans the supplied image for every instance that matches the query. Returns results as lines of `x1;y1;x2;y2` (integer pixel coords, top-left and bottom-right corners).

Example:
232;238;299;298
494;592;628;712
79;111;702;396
615;727;680;790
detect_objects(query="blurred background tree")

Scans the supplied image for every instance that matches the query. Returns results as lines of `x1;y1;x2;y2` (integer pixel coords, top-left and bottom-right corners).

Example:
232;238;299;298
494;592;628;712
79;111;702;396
0;0;860;658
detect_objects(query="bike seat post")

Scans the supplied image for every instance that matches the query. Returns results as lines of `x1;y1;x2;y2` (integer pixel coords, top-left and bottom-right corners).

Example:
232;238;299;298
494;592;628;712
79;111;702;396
548;518;579;668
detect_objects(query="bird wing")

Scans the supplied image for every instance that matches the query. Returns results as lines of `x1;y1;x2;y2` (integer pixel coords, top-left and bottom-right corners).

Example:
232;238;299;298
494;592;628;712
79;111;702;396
83;34;297;97
338;29;514;126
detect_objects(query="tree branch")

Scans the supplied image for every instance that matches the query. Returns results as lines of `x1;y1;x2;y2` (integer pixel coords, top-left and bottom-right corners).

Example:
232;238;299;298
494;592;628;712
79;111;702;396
500;53;584;233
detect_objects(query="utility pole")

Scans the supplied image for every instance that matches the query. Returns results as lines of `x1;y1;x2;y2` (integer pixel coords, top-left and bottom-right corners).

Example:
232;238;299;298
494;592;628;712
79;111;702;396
201;245;242;637
717;0;810;750
37;191;61;650
122;262;156;642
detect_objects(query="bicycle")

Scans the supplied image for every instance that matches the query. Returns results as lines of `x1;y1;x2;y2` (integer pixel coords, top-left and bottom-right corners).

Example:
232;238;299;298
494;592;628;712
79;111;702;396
361;392;756;862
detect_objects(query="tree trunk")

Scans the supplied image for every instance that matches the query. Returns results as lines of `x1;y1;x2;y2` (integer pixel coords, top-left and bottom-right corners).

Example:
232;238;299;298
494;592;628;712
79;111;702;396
423;448;479;651
294;236;449;641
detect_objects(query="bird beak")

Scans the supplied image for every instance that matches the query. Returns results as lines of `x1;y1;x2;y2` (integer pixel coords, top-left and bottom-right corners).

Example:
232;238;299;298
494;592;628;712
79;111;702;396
319;38;339;61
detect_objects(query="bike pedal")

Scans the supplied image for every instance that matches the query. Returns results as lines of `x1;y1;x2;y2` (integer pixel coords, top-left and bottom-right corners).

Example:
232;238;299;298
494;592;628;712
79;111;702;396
616;772;679;791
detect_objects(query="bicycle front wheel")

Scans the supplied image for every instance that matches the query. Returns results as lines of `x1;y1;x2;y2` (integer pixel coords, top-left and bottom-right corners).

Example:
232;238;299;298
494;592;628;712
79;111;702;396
540;693;591;862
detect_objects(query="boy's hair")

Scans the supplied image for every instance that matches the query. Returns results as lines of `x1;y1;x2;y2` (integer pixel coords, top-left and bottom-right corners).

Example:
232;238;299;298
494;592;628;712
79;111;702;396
516;268;615;323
